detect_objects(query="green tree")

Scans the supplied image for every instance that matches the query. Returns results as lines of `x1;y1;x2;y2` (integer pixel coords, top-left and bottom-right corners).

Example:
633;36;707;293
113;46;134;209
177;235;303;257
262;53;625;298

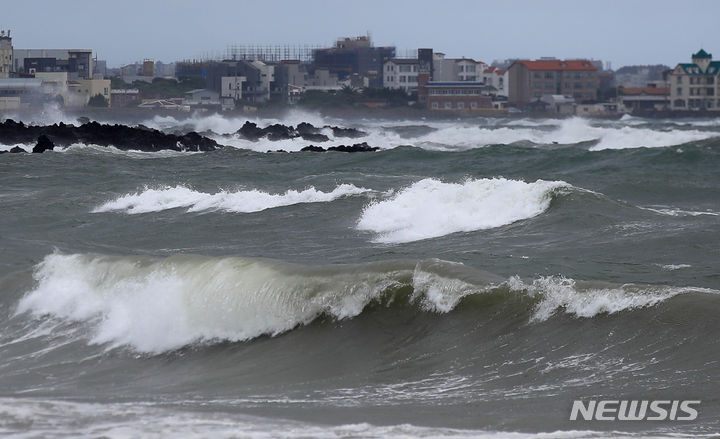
87;93;109;107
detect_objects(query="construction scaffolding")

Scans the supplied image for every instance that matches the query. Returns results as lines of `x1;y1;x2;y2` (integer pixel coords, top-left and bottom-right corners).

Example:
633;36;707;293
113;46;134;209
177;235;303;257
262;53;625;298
224;44;321;62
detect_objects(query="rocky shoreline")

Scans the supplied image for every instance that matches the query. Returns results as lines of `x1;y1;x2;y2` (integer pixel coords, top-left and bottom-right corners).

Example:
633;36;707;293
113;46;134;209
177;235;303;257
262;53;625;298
0;119;379;154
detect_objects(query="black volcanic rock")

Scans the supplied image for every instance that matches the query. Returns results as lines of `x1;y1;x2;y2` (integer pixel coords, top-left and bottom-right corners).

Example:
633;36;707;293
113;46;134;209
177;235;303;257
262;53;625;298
0;119;221;152
328;126;366;138
32;135;55;153
300;145;326;152
235;121;364;143
9;146;27;153
237;121;264;140
300;142;378;153
327;142;378;152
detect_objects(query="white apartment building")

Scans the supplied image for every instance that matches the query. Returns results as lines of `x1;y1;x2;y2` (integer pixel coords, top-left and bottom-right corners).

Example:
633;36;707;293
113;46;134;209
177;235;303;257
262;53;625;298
383;58;420;93
482;66;509;97
669;49;720;111
432;53;487;82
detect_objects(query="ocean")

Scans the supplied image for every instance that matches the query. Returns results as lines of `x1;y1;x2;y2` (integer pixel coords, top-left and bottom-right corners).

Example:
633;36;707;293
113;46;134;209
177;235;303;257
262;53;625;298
1;109;719;438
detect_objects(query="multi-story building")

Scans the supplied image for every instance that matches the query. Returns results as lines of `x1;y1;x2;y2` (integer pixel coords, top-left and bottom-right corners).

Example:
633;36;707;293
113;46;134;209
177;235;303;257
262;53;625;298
312;36;395;88
0;30;12;79
669;49;720;111
13;48;93;79
482;66;509;97
418;74;494;112
508;59;598;106
432;53;487;82
383;58;420;93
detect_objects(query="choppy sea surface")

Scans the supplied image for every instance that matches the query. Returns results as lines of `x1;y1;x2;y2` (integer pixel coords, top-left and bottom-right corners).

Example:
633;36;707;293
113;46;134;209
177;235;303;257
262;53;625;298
1;109;720;438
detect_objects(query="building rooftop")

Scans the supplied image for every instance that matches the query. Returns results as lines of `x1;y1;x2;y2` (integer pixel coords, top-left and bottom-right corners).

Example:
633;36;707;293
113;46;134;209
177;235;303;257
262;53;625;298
677;61;720;75
692;49;712;59
513;60;597;71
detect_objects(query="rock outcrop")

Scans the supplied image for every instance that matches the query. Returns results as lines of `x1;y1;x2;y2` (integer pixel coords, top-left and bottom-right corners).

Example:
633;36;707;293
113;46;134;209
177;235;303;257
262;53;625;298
0;119;221;152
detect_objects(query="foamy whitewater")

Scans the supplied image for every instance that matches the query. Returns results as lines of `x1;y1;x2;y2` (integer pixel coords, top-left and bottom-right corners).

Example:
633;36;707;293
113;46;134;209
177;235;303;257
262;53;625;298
357;178;569;243
2;109;720;438
93;184;370;214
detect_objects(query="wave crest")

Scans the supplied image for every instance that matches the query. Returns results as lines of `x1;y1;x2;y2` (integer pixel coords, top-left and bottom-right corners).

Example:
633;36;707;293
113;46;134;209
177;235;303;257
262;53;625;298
16;254;714;354
356;178;569;243
93;184;370;214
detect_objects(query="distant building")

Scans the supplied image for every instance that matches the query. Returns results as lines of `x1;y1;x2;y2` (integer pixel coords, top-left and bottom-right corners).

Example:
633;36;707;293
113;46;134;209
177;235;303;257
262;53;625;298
0;78;42;109
183;89;220;107
618;86;669;113
383;58;419;93
66;79;111;107
312;36;395;87
0;30;12;79
110;88;140;107
418;75;494;112
508;59;599;106
14;49;93;79
176;59;275;102
432;53;487;82
482;66;509;97
669;49;720;111
93;59;107;77
540;94;575;115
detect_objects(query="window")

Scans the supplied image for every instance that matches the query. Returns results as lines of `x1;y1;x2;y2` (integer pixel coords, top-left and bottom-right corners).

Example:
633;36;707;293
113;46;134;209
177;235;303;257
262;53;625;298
431;102;438;109
444;102;452;109
708;88;715;96
470;102;477;109
676;76;682;84
677;87;682;95
457;102;465;109
534;72;541;79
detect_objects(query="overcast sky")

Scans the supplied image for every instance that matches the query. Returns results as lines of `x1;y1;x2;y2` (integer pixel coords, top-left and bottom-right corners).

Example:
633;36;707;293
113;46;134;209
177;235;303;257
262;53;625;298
3;0;718;69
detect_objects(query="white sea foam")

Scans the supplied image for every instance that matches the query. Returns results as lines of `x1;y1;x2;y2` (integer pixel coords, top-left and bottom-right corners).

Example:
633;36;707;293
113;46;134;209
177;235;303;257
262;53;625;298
16;254;407;353
16;254;717;354
506;276;713;322
640;205;720;217
142;109;331;135
0;397;627;439
380;117;718;151
659;264;692;271
93;184;370;214
356;178;569;243
0;144;30;152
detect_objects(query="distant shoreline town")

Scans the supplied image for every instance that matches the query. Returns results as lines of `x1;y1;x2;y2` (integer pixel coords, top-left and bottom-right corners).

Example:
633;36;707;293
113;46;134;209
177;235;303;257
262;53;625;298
0;32;718;118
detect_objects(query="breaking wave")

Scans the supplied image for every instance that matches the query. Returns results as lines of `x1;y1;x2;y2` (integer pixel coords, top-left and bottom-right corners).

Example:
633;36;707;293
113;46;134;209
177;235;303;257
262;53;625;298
356;178;570;243
93;184;370;214
130;115;720;152
15;253;712;354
